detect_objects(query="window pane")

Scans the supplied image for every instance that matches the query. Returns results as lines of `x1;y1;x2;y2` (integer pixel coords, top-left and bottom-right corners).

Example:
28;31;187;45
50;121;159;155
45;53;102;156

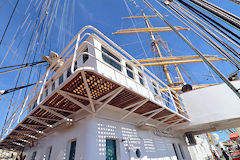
45;89;48;97
138;72;144;85
31;151;37;160
172;143;179;160
67;68;72;78
74;61;77;71
126;64;134;79
152;82;158;95
106;139;117;160
69;140;76;160
59;75;63;85
178;144;185;159
32;101;37;110
83;54;89;63
102;47;121;71
46;146;52;160
52;82;55;91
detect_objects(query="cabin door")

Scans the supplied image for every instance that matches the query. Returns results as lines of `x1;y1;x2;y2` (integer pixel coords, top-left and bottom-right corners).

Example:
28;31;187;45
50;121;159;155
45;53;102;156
106;139;117;160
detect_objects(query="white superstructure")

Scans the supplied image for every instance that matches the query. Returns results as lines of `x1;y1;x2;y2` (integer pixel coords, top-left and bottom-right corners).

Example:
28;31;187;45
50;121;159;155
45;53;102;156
0;26;195;160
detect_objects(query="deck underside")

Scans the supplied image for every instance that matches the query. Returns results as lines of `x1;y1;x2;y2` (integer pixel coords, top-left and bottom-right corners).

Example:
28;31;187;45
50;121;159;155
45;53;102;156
0;70;189;150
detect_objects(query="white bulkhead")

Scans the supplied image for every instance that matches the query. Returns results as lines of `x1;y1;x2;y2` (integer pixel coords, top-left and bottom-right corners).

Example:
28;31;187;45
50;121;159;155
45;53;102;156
23;117;191;160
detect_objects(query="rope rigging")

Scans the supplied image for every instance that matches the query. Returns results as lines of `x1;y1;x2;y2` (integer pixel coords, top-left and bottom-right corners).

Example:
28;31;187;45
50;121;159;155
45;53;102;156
169;2;240;64
187;0;240;30
0;83;37;96
141;0;240;99
177;0;240;46
0;0;20;46
0;61;46;74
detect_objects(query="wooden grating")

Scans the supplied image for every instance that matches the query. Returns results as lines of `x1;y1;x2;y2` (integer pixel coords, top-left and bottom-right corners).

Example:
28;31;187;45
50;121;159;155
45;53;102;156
109;89;145;109
134;101;161;114
62;72;119;100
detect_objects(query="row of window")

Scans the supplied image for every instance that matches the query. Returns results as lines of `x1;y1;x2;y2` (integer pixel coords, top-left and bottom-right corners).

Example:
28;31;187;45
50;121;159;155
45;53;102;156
30;139;116;160
101;46;144;86
30;140;76;160
101;46;165;98
29;138;185;160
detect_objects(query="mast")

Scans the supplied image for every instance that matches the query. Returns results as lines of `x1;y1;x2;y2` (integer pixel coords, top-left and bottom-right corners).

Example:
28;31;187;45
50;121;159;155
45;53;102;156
141;10;174;86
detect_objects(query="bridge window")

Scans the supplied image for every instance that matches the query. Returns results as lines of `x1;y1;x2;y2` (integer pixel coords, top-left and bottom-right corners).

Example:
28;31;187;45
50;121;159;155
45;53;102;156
31;151;37;160
106;139;117;160
32;101;37;110
126;63;134;79
46;146;52;160
45;89;48;97
83;54;89;63
67;68;71;78
74;61;77;71
138;72;144;86
40;94;43;102
102;47;121;71
68;140;77;160
52;82;55;91
152;82;158;95
178;144;185;159
59;74;63;85
172;143;180;160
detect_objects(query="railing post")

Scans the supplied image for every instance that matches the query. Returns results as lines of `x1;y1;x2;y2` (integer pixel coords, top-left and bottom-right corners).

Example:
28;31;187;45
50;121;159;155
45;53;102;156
168;87;178;113
17;95;29;123
71;34;81;73
37;69;50;105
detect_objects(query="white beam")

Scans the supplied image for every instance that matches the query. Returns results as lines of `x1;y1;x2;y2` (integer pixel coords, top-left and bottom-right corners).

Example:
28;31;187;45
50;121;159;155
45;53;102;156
142;108;161;116
120;99;148;121
28;116;53;128
59;90;90;102
123;100;146;110
96;87;124;112
17;138;30;144
33;117;59;122
164;118;183;131
40;105;71;121
143;108;165;122
58;91;93;113
156;114;176;126
12;142;24;147
81;71;95;112
20;124;45;135
45;106;75;114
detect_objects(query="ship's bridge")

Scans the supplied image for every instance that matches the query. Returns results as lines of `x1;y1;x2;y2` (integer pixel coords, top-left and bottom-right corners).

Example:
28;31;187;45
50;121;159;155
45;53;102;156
0;26;189;150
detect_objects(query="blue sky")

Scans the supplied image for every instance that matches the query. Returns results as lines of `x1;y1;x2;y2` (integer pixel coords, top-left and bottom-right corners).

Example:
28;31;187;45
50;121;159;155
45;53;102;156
0;0;239;141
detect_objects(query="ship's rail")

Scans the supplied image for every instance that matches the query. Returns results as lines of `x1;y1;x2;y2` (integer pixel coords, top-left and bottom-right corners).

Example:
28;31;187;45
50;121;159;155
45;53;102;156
0;26;188;140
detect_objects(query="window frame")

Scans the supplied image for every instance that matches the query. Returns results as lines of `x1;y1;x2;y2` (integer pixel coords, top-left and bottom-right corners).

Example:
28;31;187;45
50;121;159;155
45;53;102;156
67;68;72;78
138;72;144;86
31;151;37;160
83;54;89;63
178;143;185;159
172;143;180;160
46;146;52;160
59;74;64;85
52;82;55;91
101;46;121;71
106;138;119;160
126;63;134;79
152;82;158;95
45;88;48;97
68;139;77;160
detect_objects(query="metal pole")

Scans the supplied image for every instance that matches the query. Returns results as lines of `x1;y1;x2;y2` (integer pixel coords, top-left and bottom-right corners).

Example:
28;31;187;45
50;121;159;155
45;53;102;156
141;0;240;99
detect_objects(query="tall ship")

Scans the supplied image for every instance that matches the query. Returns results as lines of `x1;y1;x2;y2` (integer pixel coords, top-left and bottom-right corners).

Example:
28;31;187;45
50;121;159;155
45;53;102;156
0;0;239;159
